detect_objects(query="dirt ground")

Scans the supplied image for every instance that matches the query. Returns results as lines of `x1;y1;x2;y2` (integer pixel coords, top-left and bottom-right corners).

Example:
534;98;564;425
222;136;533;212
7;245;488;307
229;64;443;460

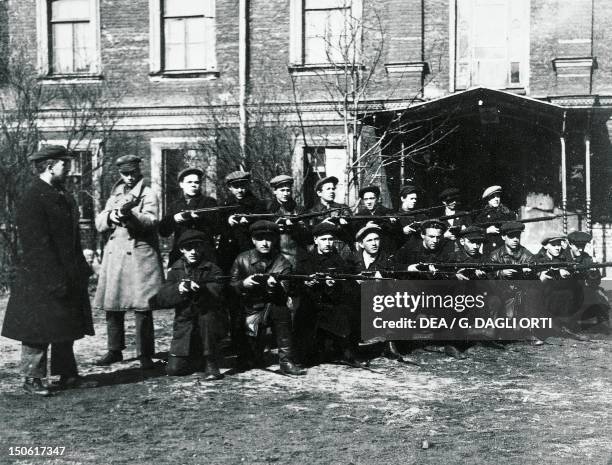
0;292;611;465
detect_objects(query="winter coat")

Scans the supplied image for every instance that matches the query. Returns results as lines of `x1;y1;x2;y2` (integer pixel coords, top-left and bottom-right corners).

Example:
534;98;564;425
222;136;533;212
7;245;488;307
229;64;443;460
159;193;219;266
149;257;225;357
216;192;267;272
2;178;94;343
266;198;311;268
93;178;164;311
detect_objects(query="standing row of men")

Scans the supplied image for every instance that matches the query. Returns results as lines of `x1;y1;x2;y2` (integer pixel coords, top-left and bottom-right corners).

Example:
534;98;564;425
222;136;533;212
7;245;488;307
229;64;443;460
3;146;605;396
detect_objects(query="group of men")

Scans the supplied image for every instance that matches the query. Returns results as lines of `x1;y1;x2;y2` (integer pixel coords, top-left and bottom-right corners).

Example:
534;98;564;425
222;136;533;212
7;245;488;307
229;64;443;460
2;145;607;397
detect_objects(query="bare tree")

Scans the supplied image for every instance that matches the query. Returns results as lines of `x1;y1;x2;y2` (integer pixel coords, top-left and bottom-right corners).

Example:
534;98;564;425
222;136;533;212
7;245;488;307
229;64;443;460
290;1;455;206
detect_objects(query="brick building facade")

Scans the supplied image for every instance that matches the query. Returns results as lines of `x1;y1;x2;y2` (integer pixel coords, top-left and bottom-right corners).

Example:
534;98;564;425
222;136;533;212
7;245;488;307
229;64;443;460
2;0;611;260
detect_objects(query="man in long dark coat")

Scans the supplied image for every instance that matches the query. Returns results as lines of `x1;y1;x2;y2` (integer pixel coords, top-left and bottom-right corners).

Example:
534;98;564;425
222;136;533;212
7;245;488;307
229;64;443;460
473;185;517;255
2;145;97;396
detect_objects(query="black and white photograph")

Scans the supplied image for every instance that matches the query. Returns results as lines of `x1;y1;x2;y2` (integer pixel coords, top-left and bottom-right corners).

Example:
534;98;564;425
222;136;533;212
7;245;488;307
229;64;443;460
0;0;611;463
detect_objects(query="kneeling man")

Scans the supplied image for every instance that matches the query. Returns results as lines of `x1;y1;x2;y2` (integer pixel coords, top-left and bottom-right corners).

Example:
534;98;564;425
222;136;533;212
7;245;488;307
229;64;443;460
150;230;225;380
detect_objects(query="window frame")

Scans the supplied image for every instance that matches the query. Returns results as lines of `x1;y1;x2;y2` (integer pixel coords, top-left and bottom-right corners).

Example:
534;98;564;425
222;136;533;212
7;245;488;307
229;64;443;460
289;0;362;72
36;0;101;79
149;0;218;79
449;0;530;92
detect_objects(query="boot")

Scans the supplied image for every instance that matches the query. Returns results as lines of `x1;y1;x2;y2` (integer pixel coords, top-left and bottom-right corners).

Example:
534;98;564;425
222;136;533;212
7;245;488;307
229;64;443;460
203;356;224;381
383;341;404;361
139;355;154;370
276;321;306;376
94;350;123;366
279;360;306;376
23;377;51;397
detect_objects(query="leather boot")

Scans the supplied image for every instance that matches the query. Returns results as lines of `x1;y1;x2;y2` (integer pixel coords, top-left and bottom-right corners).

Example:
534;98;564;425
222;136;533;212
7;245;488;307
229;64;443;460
94;350;123;366
139;355;154;370
276;321;306;376
203;356;224;381
383;341;404;361
23;377;51;397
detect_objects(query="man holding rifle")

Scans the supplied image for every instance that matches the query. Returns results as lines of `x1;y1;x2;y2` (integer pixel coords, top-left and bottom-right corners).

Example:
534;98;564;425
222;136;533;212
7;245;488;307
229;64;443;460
94;155;163;369
473;185;517;254
159;167;219;266
230;220;305;375
295;221;361;366
266;174;311;268
149;230;225;379
217;171;268;272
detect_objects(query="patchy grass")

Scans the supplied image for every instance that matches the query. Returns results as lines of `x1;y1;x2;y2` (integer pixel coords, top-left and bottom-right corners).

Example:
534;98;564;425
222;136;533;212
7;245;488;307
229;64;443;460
0;294;611;465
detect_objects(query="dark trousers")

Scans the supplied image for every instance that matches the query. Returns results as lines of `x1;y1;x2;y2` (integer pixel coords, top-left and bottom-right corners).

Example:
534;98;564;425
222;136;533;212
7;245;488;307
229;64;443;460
167;312;219;376
106;311;154;357
21;341;78;378
240;304;294;365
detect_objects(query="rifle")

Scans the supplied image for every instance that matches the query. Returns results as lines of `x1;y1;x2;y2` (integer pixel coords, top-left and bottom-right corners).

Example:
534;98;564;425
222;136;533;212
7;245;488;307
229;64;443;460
348;204;445;221
472;213;580;230
424;261;612;274
404;210;483;232
181;205;240;216
250;270;394;282
235;207;343;223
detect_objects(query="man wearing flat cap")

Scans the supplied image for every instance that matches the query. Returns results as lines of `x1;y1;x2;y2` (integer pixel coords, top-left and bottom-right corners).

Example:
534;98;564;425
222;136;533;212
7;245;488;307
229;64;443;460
439;187;471;241
488;221;544;344
94;155;163;369
534;234;585;335
473;185;517;254
450;226;488;280
566;231;609;329
295;221;360;365
393;219;452;275
355;185;396;252
159;167;219;267
307;176;353;256
149;230;225;380
229;220;305;375
2;145;97;395
216;171;267;273
265;174;310;268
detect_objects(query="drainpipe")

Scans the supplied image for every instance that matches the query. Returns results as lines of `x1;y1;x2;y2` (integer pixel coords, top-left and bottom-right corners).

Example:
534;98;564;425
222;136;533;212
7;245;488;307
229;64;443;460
239;0;248;165
560;111;568;234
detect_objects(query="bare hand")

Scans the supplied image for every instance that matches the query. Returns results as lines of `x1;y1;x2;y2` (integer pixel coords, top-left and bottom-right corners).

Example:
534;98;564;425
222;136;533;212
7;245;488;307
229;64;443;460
501;269;517;278
243;275;260;288
228;215;239;226
174;212;187;223
403;225;417;235
487;225;500;234
266;275;278;288
559;269;571;279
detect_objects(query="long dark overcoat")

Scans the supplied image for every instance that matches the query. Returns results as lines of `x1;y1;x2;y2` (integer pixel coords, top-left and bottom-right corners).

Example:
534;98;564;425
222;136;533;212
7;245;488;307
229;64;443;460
2;178;94;343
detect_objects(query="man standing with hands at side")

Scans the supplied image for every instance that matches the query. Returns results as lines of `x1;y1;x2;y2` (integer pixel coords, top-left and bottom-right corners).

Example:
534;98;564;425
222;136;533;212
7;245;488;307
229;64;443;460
2;145;97;396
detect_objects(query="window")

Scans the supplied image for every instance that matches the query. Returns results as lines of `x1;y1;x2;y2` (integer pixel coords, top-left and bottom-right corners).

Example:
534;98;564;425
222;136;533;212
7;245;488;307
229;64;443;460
454;0;529;90
36;0;101;76
149;0;216;76
290;0;362;68
65;149;95;220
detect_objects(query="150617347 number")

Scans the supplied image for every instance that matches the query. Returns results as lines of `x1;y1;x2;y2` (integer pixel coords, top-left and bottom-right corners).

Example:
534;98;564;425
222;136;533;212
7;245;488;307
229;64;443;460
8;446;65;456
